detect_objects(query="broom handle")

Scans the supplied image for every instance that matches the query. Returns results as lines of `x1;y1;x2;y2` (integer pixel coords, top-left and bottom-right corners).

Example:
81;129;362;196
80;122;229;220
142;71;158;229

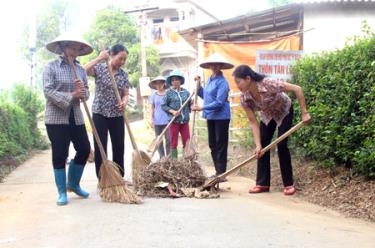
219;121;304;179
191;78;200;134
66;56;108;162
150;91;195;157
105;60;141;153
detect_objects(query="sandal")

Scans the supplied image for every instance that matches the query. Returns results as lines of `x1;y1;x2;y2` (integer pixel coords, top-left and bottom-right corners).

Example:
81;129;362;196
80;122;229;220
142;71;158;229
248;185;270;194
283;186;296;196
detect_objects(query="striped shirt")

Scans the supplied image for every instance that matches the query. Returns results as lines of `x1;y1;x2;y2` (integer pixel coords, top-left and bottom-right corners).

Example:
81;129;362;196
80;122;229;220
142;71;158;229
43;57;89;125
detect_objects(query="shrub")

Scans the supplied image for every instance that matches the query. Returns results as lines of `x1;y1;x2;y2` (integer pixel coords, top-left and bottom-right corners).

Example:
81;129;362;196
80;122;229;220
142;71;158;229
0;84;48;160
290;28;375;177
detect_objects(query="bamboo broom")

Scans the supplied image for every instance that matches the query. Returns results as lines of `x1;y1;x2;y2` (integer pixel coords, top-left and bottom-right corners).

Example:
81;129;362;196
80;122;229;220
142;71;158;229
66;55;142;204
105;60;150;188
183;77;200;159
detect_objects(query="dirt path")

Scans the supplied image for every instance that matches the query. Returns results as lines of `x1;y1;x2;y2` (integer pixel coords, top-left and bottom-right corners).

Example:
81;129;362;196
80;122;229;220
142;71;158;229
1;147;375;248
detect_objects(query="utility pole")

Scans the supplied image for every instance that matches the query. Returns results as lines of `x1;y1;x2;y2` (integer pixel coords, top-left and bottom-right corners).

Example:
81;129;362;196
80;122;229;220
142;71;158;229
124;7;158;107
29;13;37;89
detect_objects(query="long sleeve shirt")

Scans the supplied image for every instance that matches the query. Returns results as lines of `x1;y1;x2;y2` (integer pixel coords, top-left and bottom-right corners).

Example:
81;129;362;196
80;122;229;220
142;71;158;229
162;87;191;124
198;73;231;120
43;57;89;125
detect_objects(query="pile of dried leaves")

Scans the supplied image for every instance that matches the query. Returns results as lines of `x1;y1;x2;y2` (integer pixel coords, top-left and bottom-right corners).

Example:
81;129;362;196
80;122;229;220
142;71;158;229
136;157;208;197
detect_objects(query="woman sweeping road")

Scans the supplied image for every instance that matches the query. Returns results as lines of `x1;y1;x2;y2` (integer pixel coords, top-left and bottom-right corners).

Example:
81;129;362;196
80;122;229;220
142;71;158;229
232;64;311;195
84;44;129;179
43;33;92;205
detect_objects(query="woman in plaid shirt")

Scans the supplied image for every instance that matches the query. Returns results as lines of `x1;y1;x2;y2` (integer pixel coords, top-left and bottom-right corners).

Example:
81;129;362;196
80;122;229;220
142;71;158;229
43;33;93;206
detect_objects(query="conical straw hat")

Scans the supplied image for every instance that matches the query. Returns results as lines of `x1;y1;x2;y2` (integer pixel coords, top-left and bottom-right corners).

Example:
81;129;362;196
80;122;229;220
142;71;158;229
46;32;93;56
148;76;168;90
200;52;234;70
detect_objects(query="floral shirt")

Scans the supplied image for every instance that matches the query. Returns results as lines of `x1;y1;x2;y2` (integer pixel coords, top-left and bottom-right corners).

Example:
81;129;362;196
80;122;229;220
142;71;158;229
241;78;291;126
92;62;129;118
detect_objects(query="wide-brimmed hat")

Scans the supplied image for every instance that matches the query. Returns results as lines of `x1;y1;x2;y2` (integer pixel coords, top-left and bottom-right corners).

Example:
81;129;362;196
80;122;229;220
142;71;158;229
46;32;93;56
166;70;185;86
148;76;168;90
200;52;234;70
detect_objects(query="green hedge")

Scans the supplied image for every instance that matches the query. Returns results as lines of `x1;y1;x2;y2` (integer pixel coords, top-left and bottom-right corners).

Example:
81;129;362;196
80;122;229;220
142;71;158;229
0;84;47;160
291;31;375;178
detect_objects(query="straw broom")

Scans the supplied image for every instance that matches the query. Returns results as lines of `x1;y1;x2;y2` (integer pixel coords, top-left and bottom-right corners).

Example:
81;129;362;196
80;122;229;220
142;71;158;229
105;60;150;188
66;55;142;204
184;77;200;159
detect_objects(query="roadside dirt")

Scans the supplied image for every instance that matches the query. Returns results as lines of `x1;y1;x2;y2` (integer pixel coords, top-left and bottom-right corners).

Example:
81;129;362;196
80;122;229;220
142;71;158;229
198;141;375;223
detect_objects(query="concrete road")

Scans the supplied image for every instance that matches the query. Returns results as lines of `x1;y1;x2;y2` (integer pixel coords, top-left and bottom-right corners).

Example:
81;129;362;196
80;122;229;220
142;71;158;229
1;150;375;248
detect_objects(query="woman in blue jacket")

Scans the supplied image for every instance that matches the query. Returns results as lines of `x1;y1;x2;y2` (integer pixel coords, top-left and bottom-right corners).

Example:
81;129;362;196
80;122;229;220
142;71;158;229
192;53;233;179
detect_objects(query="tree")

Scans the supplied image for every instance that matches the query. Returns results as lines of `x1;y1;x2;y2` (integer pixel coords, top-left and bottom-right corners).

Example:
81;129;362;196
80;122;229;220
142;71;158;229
84;6;161;103
21;0;76;90
126;44;160;88
84;6;138;54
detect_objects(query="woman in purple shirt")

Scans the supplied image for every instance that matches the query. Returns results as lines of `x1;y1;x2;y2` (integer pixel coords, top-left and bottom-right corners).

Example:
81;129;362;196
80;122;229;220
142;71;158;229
149;76;170;158
232;64;311;196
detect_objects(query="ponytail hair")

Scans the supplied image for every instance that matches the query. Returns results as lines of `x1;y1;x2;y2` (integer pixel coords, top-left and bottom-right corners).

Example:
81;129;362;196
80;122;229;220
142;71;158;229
232;64;265;82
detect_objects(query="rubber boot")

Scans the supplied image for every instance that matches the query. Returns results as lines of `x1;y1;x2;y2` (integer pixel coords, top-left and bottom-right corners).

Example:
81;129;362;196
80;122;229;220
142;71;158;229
171;149;178;158
53;168;68;206
67;160;89;198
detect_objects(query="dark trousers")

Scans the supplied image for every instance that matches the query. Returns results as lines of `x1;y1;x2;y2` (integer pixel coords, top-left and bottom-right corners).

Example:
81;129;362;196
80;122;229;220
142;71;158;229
46;110;90;169
93;113;125;178
257;107;294;187
154;124;170;158
207;119;230;175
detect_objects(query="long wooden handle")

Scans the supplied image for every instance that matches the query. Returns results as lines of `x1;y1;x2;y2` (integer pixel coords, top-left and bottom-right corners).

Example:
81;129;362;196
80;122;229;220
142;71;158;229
150;91;195;157
202;121;305;189
105;60;140;152
66;56;107;162
191;78;200;133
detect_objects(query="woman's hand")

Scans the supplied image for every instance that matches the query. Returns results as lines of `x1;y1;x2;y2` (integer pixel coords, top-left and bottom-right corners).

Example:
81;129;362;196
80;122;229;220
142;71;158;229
98;50;110;61
194;75;201;81
192;105;202;112
254;145;264;159
170;110;180;117
71;80;85;99
302;112;311;124
150;120;154;128
116;101;127;112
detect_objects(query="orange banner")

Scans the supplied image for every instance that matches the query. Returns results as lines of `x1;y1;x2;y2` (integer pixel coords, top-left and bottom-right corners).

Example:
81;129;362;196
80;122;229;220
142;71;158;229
201;35;301;129
202;35;301;91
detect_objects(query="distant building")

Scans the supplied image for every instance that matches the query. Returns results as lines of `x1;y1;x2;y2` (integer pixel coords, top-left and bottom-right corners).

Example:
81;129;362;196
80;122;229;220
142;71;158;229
302;0;375;53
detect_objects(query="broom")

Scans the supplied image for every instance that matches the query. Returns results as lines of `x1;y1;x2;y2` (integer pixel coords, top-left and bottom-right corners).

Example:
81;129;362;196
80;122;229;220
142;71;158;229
184;77;200;159
66;55;142;204
105;60;151;188
201;121;305;190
